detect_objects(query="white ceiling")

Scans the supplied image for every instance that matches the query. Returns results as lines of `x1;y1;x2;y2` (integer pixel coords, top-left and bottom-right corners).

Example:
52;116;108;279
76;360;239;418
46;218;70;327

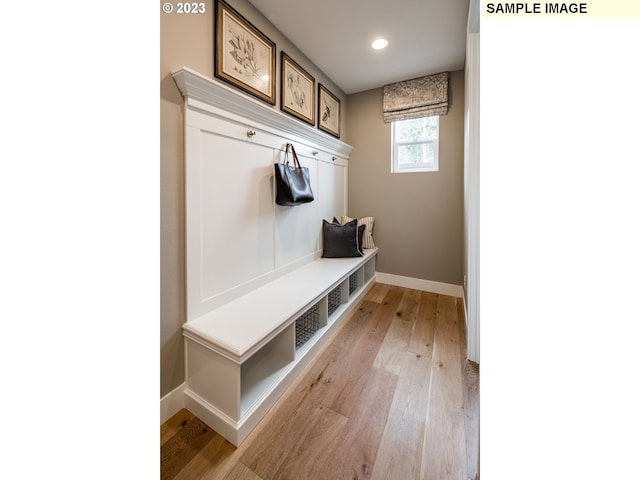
247;0;471;95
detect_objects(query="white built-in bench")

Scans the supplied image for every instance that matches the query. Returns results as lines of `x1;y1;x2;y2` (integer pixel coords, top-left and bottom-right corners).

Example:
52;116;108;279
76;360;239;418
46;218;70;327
182;249;378;446
173;67;368;446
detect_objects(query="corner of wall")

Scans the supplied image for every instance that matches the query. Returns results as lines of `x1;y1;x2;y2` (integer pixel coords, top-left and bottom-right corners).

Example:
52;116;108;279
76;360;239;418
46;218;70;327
160;382;186;424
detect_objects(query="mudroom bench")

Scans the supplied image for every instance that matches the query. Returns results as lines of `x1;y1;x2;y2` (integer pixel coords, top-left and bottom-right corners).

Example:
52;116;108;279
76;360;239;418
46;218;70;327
173;66;369;446
182;248;377;446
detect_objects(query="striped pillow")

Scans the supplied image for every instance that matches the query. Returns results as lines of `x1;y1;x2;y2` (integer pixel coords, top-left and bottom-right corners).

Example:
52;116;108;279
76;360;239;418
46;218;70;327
341;216;375;249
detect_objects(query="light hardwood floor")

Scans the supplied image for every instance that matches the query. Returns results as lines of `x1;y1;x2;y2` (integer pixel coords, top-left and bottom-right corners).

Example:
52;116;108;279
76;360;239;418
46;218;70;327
161;283;479;480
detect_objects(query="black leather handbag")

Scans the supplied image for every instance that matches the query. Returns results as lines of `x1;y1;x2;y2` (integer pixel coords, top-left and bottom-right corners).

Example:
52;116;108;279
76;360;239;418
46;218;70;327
274;143;315;206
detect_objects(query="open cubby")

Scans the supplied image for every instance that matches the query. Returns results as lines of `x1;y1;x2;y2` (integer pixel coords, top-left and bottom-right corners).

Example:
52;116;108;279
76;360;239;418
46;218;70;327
295;303;321;349
365;255;376;283
348;264;367;297
327;285;342;316
349;272;358;294
241;326;295;416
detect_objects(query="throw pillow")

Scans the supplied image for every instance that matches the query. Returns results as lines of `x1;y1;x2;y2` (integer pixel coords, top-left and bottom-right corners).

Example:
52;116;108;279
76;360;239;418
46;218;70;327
357;224;365;255
341;216;375;249
322;219;363;258
338;217;364;254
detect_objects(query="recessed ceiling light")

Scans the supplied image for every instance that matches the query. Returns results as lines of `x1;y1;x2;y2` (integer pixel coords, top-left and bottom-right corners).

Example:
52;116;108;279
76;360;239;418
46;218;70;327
371;38;388;50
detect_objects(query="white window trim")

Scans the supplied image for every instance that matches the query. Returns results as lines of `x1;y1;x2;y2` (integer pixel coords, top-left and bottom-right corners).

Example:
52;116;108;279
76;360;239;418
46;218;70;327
391;117;439;173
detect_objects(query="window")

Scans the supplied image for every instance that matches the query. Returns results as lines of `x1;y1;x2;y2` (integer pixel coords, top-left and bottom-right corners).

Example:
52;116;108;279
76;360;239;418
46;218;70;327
391;116;439;173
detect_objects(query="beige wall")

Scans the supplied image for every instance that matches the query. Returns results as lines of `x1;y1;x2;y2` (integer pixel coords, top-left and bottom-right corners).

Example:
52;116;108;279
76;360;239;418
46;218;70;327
345;70;465;286
160;0;347;397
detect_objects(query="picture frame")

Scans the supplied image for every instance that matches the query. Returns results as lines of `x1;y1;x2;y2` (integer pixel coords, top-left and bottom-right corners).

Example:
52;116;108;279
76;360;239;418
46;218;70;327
280;52;315;125
318;84;341;138
214;0;276;105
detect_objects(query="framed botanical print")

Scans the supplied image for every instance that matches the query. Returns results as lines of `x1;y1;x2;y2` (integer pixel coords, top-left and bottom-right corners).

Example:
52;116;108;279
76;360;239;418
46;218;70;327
214;0;276;105
318;84;341;138
280;52;315;125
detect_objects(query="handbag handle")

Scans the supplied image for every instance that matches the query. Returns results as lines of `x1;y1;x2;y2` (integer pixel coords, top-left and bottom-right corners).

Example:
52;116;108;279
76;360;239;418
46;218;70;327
284;143;301;168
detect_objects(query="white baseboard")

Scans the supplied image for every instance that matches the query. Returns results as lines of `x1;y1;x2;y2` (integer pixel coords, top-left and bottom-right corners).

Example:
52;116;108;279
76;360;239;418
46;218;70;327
160;382;186;424
375;272;464;298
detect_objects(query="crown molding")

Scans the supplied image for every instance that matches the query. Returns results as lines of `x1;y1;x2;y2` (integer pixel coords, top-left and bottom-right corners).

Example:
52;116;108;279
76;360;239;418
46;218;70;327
171;67;353;158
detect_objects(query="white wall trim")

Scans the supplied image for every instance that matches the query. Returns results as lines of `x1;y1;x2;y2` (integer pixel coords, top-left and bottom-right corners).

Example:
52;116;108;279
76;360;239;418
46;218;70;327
460;289;469;331
376;272;464;298
172;67;353;158
160;382;186;424
464;11;480;363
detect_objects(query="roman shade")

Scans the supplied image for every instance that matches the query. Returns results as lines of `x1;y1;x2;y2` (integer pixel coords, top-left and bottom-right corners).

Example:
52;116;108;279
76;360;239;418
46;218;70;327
382;72;449;123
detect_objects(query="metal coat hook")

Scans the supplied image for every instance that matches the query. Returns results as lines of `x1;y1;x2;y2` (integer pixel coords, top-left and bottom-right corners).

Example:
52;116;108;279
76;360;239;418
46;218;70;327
246;130;256;138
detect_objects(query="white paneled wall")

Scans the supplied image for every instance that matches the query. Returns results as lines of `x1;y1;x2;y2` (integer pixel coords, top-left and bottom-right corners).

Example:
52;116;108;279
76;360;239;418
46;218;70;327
174;68;352;322
198;133;276;301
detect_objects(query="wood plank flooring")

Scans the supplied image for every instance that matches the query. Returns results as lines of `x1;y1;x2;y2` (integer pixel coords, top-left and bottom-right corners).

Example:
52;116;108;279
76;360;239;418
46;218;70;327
161;283;479;480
